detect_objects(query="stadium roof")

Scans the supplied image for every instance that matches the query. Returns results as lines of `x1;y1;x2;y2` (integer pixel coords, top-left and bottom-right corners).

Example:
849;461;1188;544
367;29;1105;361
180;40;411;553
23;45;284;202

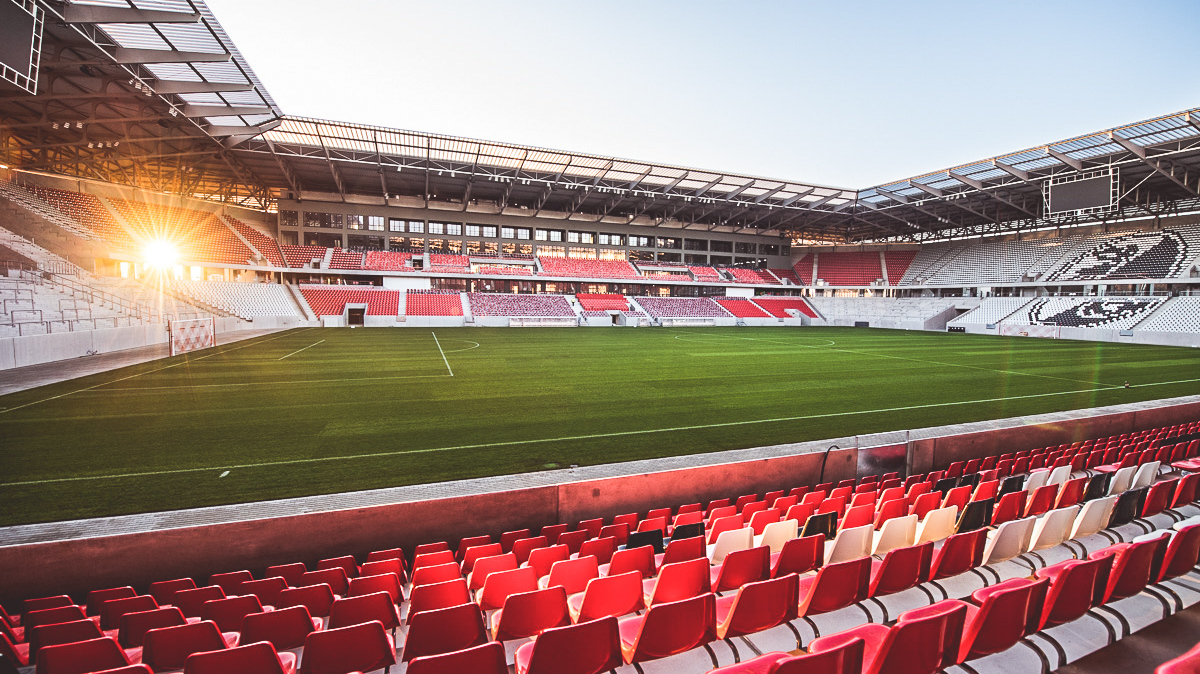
2;0;1198;243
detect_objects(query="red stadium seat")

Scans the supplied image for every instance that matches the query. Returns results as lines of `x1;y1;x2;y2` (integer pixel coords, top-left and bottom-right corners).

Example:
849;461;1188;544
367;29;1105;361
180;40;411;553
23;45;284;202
513;616;622;674
301;620;396;673
239;605;321;651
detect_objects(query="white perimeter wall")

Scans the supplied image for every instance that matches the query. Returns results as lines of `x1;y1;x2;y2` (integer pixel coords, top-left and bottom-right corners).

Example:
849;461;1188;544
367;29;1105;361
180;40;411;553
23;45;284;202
0;318;249;370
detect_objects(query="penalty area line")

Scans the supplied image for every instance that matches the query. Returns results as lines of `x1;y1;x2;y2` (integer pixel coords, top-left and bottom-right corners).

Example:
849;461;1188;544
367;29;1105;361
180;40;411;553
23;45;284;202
6;376;1200;488
432;331;453;377
278;340;325;361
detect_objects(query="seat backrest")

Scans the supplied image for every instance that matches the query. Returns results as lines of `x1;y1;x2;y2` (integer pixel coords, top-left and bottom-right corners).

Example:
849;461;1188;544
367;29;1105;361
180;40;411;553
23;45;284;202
710;527;754;564
1171;473;1200;509
605;545;655;578
1159;524;1200;582
915;505;958;544
456;535;493;562
1109;487;1148;528
895;600;968;669
555;530;590;557
956;497;994;533
1071;495;1117;538
236;577;288;608
461;542;504;573
1035;558;1102;630
1029;505;1081;552
99;595;157;631
183;641;290;674
1143;479;1178;518
467;553;516;590
492;586;570;642
960;581;1035;661
407;642;507;674
262;563;306;588
526;544;570;578
1131;461;1161;490
772;534;824;577
712;546;771;593
773;636;865;674
275;583;336;618
516;616;621;674
1046;465;1072;486
717;573;799;639
199;595;264;633
869;541;933;598
208;570;254;594
297;568;348;596
1091;537;1164;603
909;492;942;520
625;529;665;555
648;557;709;606
327;591;400;631
85;587;137;617
758;519;799;554
170;586;225;619
239;604;317;651
624;593;716;664
409;578;472;618
28;620;102;659
1025;469;1050;493
930;528;986;580
1056;477;1088;508
872;514;917;556
142;620;228;671
35;637;129;674
512;535;551;564
117;607;187;649
477;566;539;611
412;549;456;571
148;578;197;605
801;511;838;540
400;604;486;663
799;556;871;616
575;570;644;623
825;523;873;565
983;516;1036;565
544;555;599;595
347;572;404;604
302;619;397;674
1108;466;1137;495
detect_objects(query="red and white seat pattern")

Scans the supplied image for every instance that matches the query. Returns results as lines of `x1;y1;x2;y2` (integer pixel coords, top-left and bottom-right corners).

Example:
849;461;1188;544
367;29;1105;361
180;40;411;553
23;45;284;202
466;293;575;317
298;285;399;316
635;296;731;318
538;256;641;279
405;290;463;316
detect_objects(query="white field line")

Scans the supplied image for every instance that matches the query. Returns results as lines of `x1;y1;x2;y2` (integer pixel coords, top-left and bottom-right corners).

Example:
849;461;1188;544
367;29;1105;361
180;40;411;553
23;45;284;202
432;331;453;377
277;340;325;361
0;328;317;415
5;376;1200;488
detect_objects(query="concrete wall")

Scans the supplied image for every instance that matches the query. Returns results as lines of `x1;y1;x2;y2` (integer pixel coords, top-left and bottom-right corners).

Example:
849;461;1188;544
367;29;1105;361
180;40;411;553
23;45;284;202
0;319;250;370
959;324;1200;348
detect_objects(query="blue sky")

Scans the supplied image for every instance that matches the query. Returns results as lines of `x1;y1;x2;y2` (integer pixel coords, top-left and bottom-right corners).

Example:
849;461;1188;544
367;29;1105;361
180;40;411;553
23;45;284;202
206;0;1198;187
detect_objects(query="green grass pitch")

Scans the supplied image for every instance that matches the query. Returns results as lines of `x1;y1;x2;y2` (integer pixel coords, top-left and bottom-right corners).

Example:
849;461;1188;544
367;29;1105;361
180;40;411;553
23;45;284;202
2;326;1199;526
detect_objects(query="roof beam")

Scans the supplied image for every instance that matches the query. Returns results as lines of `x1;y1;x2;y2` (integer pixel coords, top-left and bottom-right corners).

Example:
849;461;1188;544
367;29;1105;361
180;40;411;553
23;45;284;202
62;6;200;23
805;193;841;210
626;167;652;190
113;49;231;64
778;187;817;207
182;104;271;118
693;176;722;197
948;170;983;190
910;181;944;197
1046;147;1084;171
722;180;754;201
874;188;909;204
752;184;786;203
1185;112;1200;133
153;80;253;94
1110;133;1200;197
994;160;1032;183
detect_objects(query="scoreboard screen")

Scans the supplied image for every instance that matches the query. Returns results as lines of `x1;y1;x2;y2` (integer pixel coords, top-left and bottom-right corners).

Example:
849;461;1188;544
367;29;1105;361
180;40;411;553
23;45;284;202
1048;175;1112;214
0;0;40;94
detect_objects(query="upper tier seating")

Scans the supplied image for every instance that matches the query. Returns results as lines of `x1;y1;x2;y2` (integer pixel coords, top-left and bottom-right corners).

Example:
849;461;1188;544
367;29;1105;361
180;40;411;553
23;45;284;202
948;298;1034;326
576;294;629;311
466;293;575;317
635;297;731;318
109;199;255;265
792;254;815;285
715;298;770;318
427;254;471;275
298;285;399;316
926;239;1051;285
1138;297;1200;333
883;251;918;284
537;256;640;279
750;296;817;318
405;290;463;316
688;266;725;282
363;251;415;271
170;281;302;320
725;268;781;285
1048;228;1198;281
224;216;286;267
814;252;883;286
768;268;802;285
0;180;99;241
281;245;327;268
1002;297;1164;329
19;184;130;246
476;265;533;276
328;249;363;270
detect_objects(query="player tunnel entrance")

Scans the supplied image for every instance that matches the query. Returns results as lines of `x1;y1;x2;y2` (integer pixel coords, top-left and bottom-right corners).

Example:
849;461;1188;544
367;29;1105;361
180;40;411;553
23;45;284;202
344;303;367;327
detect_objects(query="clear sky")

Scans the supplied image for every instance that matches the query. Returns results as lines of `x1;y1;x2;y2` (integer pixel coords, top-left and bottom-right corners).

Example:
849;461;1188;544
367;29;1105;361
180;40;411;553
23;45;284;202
205;0;1198;188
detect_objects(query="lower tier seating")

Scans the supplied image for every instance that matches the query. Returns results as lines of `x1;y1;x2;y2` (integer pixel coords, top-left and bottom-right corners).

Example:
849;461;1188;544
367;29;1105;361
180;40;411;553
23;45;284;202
751;296;817;318
405;290;463;316
635;297;731;318
298;285;399;316
576;294;629;311
715;298;770;318
466;293;575;317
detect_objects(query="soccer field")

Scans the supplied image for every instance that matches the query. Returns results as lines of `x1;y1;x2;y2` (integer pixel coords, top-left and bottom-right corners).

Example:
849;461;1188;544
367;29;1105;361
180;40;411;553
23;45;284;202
3;326;1200;526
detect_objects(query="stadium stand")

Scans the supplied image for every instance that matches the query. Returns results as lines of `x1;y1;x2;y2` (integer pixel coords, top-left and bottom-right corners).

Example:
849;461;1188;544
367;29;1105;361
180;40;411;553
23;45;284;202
15;183;129;246
882;250;917;284
224;216;286;267
1048;227;1200;281
576;294;630;311
1138;296;1200;332
922;239;1050;285
475;265;533;275
688;266;725;282
898;244;967;285
1002;297;1165;329
466;293;575;317
750;296;818;318
427;254;471;274
404;290;463;316
363;250;415;271
298;285;399;316
947;297;1033;326
169;281;302;320
281;245;327;268
814;251;883;286
109;198;256;266
537;256;640;279
8;419;1199;673
809;297;962;326
327;249;363;270
635;296;731;318
724;267;781;285
0;180;100;241
715;298;771;318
